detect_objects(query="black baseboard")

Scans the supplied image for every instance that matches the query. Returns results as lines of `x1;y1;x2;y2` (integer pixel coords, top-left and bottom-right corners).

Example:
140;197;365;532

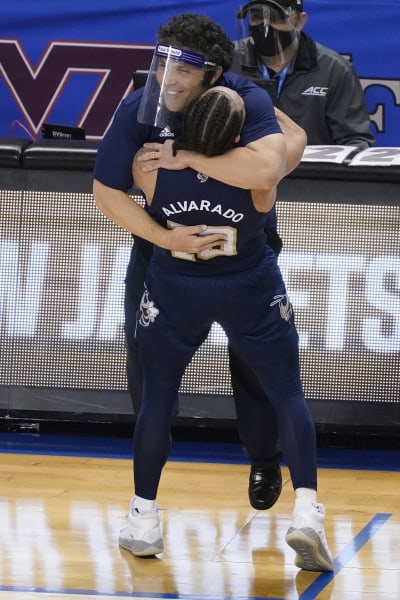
0;410;399;451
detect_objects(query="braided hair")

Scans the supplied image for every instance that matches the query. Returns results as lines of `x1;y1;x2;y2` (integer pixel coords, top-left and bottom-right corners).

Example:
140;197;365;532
173;88;245;157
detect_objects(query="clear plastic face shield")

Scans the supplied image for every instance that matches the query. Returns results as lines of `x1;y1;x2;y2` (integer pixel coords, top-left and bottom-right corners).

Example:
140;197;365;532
137;44;217;129
236;1;300;68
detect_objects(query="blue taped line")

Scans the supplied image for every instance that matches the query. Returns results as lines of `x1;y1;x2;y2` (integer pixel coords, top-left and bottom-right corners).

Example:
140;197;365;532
0;514;392;600
298;512;392;600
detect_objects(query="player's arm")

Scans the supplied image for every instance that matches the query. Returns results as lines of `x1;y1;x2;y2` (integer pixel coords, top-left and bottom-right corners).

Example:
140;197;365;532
274;107;307;175
251;188;277;213
247;112;305;212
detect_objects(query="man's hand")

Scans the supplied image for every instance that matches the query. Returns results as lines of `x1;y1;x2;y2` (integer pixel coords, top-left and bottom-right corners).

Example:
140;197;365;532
164;224;227;253
137;140;189;172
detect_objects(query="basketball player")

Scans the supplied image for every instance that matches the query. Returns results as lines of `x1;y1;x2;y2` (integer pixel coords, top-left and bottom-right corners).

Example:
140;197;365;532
119;85;333;572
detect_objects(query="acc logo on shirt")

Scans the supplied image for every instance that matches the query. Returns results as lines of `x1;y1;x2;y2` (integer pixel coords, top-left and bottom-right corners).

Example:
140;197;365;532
301;86;328;96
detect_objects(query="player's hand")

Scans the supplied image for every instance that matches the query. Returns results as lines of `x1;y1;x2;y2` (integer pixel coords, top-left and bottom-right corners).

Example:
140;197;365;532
164;224;227;253
137;140;189;172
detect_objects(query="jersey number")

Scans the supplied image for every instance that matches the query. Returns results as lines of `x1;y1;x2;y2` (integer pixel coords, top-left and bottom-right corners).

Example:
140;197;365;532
167;220;237;261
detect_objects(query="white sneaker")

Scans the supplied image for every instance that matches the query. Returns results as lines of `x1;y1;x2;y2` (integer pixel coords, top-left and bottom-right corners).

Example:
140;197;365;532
285;502;333;572
118;505;163;557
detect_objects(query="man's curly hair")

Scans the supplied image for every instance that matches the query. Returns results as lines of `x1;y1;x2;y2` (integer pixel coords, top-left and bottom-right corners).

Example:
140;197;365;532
173;89;245;157
157;13;234;73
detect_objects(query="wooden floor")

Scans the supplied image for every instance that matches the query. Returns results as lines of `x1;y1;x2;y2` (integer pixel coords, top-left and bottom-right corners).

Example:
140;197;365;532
0;441;399;600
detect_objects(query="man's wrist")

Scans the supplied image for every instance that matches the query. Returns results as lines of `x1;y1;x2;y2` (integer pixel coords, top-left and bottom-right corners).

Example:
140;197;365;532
176;149;192;169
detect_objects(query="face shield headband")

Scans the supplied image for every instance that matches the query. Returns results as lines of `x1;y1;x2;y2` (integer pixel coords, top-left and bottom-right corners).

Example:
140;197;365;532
154;44;216;69
137;44;217;129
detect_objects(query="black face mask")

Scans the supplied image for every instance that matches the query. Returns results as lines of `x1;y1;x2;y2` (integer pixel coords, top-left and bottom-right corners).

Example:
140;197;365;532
250;24;294;57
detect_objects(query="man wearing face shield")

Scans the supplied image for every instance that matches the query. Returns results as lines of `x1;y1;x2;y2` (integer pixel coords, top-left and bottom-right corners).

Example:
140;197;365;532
95;13;291;522
94;12;334;572
137;44;221;130
234;0;374;149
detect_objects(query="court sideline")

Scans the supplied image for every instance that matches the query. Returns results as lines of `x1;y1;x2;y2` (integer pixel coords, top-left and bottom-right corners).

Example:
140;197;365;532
0;432;398;600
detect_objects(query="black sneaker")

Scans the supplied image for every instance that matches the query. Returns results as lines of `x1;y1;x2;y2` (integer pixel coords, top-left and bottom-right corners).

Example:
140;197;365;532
248;464;282;510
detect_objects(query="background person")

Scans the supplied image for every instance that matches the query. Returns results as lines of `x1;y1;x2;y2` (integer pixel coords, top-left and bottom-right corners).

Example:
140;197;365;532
233;0;374;149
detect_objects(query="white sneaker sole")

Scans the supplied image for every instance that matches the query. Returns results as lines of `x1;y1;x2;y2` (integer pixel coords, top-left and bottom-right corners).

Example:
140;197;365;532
118;534;164;557
286;527;333;572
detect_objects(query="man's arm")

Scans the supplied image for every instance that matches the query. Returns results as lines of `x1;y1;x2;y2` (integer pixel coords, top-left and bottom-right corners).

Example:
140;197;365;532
93;179;227;253
138;134;287;191
138;111;306;193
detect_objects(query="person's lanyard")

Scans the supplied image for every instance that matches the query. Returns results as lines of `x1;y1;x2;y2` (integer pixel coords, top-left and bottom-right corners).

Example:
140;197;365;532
261;63;289;97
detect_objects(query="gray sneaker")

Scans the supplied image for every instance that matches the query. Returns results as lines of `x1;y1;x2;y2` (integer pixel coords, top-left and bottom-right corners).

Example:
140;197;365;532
286;502;334;572
119;506;163;557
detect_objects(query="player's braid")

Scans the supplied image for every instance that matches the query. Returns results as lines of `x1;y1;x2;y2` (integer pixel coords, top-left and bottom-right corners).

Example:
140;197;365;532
174;90;244;157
